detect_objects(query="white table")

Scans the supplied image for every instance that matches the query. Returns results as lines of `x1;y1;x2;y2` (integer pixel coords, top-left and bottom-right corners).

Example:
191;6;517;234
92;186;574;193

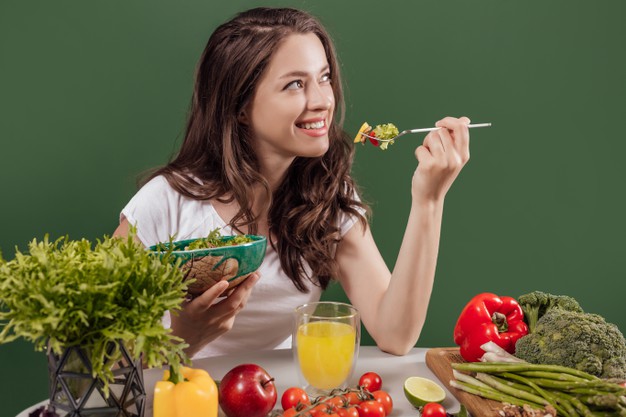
18;346;461;416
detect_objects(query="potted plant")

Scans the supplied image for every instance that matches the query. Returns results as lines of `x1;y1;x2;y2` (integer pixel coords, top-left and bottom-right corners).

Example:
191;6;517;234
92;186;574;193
0;231;188;417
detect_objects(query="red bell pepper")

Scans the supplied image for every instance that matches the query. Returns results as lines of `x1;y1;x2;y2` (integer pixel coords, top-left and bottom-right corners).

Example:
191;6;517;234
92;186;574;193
453;292;529;362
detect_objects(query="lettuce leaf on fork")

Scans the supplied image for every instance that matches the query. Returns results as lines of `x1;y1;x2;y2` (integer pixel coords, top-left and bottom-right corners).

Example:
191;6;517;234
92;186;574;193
354;122;399;150
372;123;399;150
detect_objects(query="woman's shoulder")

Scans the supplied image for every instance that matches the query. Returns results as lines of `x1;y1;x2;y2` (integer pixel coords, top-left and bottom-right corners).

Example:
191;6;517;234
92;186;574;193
131;174;215;213
136;173;206;200
121;175;181;224
139;174;177;194
120;174;223;245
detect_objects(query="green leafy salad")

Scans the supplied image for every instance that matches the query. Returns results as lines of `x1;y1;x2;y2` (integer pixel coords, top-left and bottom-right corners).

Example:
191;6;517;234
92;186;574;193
353;121;400;150
185;228;254;250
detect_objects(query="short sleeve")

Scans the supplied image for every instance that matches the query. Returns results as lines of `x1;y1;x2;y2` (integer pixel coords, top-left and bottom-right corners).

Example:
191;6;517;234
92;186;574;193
120;176;184;247
338;189;367;236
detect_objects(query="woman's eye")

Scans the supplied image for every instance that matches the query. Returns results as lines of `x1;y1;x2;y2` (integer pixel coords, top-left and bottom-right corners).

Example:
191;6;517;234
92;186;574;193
320;72;331;83
285;80;304;90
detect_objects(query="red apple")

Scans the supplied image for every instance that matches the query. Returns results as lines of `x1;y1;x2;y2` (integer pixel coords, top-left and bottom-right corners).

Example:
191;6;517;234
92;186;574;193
218;363;277;417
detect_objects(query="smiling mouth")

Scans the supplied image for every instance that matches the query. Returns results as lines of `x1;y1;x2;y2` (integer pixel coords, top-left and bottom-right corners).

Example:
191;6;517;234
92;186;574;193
296;120;325;130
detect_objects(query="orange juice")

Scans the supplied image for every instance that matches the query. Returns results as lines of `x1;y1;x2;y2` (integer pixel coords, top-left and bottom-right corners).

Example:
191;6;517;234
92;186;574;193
296;321;356;390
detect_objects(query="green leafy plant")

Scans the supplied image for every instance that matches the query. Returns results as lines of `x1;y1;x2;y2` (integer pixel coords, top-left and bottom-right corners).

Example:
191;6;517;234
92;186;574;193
0;230;189;395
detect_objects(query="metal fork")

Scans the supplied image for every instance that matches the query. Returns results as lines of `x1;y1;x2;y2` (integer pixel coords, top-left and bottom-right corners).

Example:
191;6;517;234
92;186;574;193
360;122;492;143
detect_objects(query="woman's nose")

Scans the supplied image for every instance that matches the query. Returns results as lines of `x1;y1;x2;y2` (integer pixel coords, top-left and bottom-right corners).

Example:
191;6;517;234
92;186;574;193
306;84;332;111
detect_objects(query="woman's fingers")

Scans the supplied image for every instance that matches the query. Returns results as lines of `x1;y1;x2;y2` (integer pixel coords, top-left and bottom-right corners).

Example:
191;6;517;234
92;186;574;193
209;272;260;315
435;116;471;161
412;116;472;202
187;280;229;313
414;144;431;163
422;130;445;158
226;272;260;307
435;127;465;168
170;272;260;355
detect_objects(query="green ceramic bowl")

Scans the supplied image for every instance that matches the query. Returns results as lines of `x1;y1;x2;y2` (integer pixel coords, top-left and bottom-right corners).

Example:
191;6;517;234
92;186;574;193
150;235;267;296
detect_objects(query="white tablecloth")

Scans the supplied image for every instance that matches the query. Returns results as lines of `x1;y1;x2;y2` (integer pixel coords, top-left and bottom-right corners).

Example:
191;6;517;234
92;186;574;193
18;346;461;417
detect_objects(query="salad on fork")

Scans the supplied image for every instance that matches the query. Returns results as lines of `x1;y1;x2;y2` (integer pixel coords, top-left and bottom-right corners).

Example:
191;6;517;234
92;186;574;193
353;122;399;150
354;121;492;150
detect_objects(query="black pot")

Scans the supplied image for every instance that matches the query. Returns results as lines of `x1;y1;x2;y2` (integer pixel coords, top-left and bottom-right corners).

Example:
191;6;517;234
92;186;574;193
47;341;145;417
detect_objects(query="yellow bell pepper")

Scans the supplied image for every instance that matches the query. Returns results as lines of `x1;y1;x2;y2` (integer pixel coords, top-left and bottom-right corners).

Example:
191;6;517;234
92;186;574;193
354;121;372;143
154;365;218;417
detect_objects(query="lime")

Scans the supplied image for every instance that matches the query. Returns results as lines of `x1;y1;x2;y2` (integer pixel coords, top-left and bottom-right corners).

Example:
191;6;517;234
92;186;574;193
403;376;446;408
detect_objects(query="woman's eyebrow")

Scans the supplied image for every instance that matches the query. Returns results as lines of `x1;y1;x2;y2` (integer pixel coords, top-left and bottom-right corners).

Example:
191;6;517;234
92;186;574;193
279;65;330;79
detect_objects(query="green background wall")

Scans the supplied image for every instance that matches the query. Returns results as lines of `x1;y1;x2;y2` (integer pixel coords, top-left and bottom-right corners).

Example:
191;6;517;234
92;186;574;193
2;0;625;414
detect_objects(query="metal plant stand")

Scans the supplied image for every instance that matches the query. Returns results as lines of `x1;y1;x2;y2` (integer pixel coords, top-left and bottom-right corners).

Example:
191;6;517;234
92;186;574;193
48;342;145;417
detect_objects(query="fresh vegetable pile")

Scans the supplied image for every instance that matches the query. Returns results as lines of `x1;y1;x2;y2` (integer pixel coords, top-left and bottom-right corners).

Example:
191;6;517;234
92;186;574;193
353;122;399;150
451;291;626;416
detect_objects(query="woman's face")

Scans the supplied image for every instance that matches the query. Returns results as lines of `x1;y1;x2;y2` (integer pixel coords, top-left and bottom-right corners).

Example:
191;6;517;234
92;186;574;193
246;33;335;162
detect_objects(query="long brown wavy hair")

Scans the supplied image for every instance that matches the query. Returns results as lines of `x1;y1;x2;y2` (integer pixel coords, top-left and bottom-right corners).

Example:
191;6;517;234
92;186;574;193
148;7;369;291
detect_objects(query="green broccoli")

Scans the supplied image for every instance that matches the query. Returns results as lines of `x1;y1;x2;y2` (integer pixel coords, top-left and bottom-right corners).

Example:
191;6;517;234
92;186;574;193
514;309;626;379
517;290;584;333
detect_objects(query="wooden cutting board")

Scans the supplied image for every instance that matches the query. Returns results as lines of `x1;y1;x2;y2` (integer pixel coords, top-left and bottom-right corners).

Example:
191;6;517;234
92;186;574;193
425;347;504;417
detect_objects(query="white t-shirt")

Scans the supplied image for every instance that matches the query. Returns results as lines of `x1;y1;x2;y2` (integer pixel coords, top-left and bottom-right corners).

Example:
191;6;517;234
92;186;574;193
120;175;360;358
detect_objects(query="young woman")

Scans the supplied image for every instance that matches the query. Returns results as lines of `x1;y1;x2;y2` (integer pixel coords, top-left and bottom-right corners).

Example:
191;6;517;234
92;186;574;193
113;7;471;358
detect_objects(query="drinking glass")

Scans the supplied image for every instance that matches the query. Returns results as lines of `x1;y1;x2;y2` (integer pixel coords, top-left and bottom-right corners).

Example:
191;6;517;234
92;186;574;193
292;302;360;396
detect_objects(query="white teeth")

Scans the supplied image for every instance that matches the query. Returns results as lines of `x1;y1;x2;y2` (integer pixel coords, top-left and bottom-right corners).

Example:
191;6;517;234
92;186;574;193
300;121;325;129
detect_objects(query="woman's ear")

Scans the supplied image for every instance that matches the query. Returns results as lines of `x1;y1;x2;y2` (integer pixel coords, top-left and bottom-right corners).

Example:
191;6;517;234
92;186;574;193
238;110;249;125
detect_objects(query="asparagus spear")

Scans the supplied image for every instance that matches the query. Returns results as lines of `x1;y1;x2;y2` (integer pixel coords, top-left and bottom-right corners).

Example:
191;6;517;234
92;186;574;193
450;361;626;416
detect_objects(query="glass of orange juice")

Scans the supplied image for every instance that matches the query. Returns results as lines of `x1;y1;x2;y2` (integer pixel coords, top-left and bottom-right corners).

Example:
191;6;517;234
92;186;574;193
293;302;360;396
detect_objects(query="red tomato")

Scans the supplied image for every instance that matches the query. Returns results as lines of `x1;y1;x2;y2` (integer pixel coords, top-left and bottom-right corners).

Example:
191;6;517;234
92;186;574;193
283;407;298;417
285;407;313;417
337;406;359;417
345;392;362;405
371;390;393;415
421;402;447;417
311;403;331;416
325;395;346;409
368;132;380;146
357;400;386;417
358;372;383;392
312;407;338;417
281;387;310;410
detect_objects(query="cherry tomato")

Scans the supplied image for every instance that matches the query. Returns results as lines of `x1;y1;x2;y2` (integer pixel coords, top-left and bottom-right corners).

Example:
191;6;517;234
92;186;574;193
282;387;311;410
421;402;447;417
285;407;313;417
358;372;383;392
345;392;362;405
367;131;379;146
325;395;346;409
619;381;626;388
357;400;386;417
337;406;360;417
311;403;332;416
314;408;339;417
371;390;393;415
283;407;298;417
